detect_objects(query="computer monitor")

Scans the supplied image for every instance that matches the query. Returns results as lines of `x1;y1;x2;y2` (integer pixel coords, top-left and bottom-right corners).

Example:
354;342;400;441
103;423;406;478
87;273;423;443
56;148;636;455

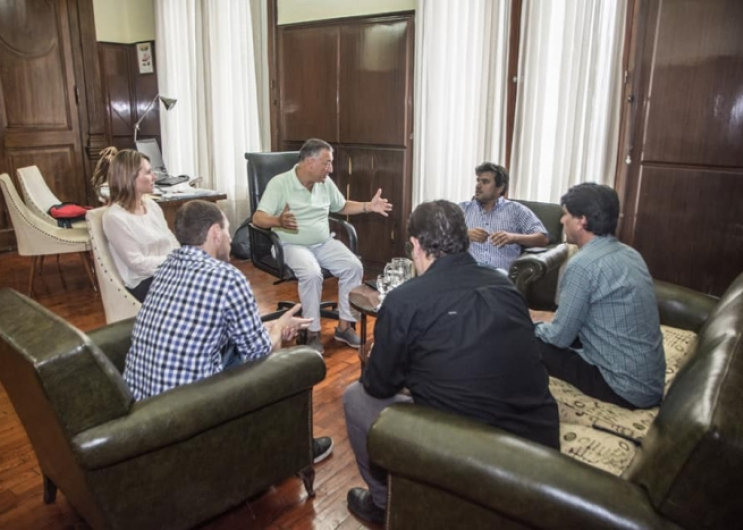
135;138;168;177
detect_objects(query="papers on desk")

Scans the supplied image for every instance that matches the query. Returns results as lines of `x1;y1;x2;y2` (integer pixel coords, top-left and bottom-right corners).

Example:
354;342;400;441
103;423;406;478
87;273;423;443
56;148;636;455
157;182;221;200
160;190;221;200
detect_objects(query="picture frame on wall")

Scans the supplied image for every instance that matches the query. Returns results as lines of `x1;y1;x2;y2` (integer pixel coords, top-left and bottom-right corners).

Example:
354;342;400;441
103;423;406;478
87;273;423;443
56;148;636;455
136;41;154;74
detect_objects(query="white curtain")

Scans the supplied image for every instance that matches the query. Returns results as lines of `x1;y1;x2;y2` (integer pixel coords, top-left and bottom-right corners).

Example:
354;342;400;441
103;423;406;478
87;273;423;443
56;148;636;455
509;0;626;203
155;0;267;231
413;0;511;206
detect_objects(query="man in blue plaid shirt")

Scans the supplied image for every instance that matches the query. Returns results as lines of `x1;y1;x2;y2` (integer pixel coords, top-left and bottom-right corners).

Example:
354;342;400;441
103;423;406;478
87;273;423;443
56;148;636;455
123;200;334;462
535;183;665;409
459;162;548;271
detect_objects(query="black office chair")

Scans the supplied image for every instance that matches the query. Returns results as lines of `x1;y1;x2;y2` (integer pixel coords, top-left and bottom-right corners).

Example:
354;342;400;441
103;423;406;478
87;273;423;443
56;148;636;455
244;151;358;321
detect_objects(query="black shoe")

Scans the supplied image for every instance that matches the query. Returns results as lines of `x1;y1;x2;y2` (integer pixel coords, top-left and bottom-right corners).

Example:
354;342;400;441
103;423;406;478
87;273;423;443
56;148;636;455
347;487;385;525
312;436;334;464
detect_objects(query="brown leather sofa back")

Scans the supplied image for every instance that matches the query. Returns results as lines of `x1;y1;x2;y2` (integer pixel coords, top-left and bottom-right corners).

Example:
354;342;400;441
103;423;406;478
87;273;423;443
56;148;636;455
625;272;743;529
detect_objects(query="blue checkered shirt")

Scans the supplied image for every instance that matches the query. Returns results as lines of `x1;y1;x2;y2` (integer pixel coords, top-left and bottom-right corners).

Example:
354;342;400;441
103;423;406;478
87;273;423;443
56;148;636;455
459;197;548;270
124;246;272;400
535;236;666;407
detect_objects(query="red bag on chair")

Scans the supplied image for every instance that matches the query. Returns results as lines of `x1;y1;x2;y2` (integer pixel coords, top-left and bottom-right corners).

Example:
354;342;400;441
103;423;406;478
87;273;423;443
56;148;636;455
49;202;92;228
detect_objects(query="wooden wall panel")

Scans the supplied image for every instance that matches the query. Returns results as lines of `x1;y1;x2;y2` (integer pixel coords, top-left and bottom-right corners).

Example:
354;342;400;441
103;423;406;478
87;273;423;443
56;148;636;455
7;147;81;202
339;20;410;146
99;44;134;142
278;26;339;142
632;165;743;294
99;42;161;152
334;147;406;270
275;14;414;269
621;0;743;296
0;0;87;249
641;0;743;166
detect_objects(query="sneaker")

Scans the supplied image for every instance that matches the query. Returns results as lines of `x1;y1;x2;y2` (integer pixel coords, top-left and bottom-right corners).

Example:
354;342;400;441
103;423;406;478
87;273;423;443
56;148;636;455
347;487;385;524
306;331;324;355
312;436;334;464
334;326;361;349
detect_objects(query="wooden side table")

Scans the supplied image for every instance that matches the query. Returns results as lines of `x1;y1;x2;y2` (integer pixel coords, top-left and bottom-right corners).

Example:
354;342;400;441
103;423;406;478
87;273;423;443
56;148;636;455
349;284;380;365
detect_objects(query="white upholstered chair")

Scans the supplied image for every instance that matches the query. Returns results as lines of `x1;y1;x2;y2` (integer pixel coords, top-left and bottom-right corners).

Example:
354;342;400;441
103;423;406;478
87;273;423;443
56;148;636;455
16;165;87;229
85;207;141;323
0;173;95;296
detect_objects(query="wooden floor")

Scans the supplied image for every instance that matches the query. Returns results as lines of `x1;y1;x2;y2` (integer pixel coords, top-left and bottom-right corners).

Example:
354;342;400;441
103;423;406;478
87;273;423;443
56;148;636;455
0;250;381;530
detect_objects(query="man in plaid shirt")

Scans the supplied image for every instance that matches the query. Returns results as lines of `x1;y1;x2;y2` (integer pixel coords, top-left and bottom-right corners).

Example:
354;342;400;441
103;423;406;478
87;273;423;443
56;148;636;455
535;183;665;409
459;162;549;271
123;200;334;462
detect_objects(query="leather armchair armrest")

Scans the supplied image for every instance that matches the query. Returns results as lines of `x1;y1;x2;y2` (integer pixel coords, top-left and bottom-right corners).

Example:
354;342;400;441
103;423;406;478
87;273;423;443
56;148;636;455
249;222;293;280
87;318;136;373
72;346;325;469
369;404;676;530
654;280;719;333
508;243;570;296
330;216;358;254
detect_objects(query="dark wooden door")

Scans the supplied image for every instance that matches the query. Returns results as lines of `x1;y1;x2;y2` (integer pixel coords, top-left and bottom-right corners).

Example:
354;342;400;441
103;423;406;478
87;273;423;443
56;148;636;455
278;25;339;144
620;0;743;296
0;0;88;249
334;146;407;271
339;19;412;146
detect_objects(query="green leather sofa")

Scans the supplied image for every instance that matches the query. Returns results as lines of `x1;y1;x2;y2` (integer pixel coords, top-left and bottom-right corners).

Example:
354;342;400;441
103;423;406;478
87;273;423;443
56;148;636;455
368;270;743;529
0;288;326;530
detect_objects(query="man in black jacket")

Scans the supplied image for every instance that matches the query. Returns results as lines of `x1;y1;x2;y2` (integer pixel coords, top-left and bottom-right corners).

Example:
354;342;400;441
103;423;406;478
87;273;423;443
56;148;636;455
343;200;559;524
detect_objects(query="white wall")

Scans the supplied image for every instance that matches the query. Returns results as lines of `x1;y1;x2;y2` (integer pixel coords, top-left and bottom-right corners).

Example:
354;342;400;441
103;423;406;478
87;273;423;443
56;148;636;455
92;0;156;43
93;0;415;40
278;0;415;25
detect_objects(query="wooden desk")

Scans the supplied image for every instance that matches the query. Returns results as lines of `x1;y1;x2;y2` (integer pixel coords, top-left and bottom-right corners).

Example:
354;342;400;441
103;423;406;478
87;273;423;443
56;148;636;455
154;192;227;231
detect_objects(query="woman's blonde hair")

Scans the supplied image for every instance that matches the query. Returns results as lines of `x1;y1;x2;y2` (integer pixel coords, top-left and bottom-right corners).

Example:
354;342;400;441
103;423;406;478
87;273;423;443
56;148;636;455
92;147;149;212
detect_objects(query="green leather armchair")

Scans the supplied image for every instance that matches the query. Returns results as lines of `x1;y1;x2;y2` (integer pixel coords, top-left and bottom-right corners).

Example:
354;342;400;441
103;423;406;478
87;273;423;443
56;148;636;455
508;199;564;309
368;272;743;530
0;288;326;530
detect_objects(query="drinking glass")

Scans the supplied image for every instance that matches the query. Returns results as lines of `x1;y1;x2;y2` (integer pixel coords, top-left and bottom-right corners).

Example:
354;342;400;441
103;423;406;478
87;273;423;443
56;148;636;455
391;257;414;281
376;274;392;309
387;269;403;289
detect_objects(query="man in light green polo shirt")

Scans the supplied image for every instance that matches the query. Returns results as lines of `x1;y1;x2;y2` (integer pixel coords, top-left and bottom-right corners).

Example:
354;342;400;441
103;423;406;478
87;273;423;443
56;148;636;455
253;138;393;354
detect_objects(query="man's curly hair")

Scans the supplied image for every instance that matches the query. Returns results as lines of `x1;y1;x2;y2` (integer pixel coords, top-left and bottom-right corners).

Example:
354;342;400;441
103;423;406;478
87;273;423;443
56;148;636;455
407;200;469;258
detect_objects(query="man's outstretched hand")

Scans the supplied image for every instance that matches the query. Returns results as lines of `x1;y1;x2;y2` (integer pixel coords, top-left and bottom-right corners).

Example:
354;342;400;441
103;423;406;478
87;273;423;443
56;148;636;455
369;189;393;217
277;304;312;341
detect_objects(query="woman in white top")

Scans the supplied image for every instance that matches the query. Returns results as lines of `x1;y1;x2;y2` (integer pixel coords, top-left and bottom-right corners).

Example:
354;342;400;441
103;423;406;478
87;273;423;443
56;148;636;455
92;147;179;302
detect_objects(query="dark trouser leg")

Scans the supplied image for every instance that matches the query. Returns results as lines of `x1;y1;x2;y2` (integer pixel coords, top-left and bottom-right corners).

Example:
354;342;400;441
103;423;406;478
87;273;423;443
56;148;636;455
343;381;413;510
127;276;154;303
537;339;636;409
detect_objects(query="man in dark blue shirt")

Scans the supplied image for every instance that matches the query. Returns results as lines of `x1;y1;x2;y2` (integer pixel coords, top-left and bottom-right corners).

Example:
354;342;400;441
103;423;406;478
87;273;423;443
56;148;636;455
343;200;559;524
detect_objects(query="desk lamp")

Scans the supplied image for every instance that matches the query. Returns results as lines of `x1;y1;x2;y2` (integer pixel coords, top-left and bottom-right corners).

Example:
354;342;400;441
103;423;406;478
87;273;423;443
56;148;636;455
133;95;177;143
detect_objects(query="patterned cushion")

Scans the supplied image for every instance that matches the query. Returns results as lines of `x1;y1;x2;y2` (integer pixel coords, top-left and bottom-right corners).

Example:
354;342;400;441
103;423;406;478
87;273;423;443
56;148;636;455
559;423;637;476
549;325;698;444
